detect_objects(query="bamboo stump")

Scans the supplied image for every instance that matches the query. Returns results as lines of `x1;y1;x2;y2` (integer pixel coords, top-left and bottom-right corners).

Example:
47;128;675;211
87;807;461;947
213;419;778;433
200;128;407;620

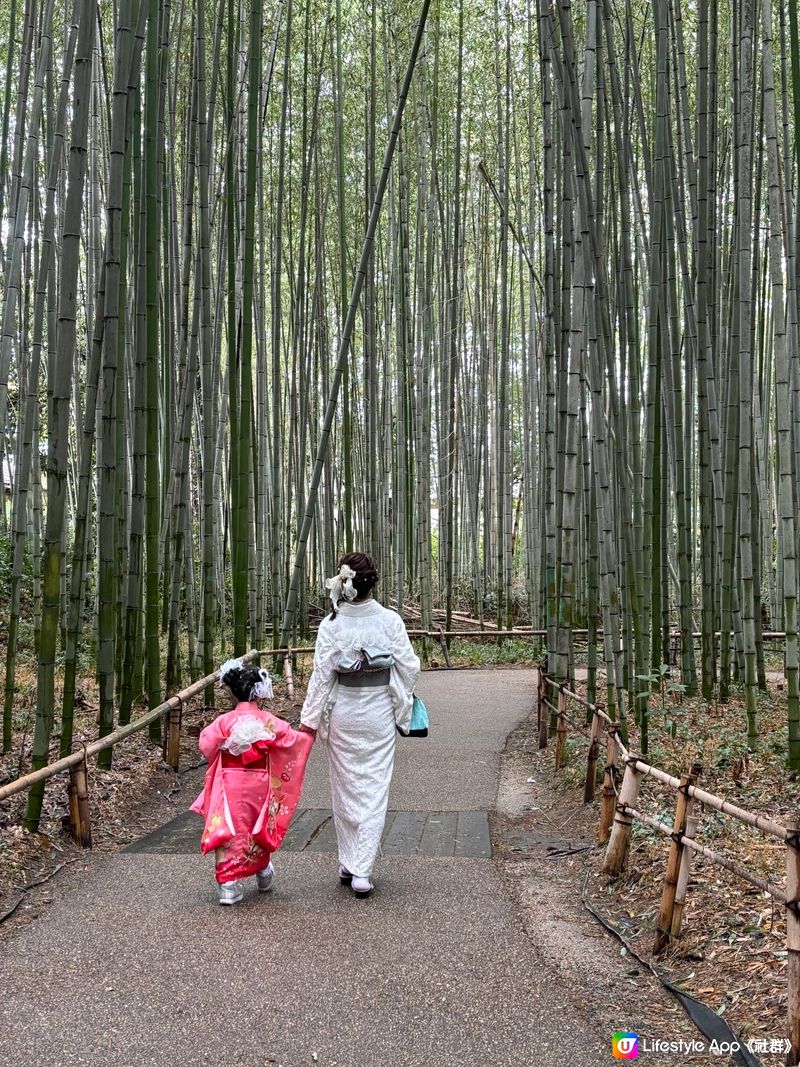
787;818;800;1065
554;687;567;770
603;758;641;876
654;767;698;953
68;751;92;849
598;727;619;844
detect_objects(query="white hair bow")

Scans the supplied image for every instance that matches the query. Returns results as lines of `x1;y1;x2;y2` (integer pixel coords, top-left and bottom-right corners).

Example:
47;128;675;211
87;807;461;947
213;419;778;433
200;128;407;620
325;563;358;609
251;668;273;701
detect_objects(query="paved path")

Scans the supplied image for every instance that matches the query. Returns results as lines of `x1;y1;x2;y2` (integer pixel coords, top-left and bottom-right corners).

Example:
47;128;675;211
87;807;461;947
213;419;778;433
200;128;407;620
0;670;607;1067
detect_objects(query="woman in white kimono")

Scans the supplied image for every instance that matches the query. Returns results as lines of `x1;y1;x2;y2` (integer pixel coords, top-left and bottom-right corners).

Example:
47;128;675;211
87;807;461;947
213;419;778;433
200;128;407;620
300;552;420;896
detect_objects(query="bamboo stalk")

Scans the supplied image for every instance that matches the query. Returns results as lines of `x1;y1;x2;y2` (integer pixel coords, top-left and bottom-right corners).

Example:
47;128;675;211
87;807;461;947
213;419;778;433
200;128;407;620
278;0;433;650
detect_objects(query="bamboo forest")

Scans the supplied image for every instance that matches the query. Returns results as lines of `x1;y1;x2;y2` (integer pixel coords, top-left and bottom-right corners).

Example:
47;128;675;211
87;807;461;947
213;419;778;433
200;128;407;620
2;0;800;824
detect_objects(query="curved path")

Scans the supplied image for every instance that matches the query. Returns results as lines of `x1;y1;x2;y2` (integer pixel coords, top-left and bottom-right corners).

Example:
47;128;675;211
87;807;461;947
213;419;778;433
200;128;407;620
0;669;606;1067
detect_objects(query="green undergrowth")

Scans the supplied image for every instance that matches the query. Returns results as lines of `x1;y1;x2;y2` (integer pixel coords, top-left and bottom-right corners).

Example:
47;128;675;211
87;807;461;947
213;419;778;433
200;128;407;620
414;636;544;668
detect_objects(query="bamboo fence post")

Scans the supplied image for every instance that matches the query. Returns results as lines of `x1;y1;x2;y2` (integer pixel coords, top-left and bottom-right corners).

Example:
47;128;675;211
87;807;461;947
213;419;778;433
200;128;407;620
165;697;182;771
599;725;619;843
537;663;549;749
436;626;453;668
671;761;703;938
787;817;800;1064
603;758;641;875
284;651;294;701
584;707;602;802
555;686;567;770
654;766;698;953
68;747;92;848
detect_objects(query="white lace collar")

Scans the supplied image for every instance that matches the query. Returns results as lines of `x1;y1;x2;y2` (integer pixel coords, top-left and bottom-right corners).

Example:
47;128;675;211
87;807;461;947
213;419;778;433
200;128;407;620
336;599;382;616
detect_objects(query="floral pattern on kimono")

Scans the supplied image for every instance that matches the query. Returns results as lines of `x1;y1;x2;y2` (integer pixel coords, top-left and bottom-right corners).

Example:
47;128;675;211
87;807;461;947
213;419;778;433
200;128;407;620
190;702;314;883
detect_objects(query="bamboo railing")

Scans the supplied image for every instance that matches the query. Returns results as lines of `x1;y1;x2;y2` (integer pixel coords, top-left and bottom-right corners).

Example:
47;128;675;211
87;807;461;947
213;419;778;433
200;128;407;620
537;667;800;1063
0;646;318;842
0;627;536;840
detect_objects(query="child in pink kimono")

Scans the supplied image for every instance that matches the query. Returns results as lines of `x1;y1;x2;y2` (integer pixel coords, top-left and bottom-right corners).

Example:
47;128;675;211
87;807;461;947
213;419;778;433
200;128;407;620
191;660;314;905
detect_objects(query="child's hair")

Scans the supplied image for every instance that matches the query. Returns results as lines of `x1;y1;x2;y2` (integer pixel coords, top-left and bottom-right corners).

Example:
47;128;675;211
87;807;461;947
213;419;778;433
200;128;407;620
329;552;379;618
218;660;273;702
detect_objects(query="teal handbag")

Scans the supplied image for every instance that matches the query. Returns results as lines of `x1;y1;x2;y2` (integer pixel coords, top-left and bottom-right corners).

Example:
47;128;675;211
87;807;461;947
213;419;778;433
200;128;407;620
398;695;429;738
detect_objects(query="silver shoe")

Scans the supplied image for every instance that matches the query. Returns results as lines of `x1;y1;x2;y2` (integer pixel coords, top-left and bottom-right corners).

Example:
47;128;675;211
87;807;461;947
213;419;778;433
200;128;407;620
256;862;275;893
218;881;243;905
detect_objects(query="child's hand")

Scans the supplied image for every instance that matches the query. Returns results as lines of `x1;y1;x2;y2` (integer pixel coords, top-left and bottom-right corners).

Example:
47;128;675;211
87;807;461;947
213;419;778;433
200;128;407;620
298;724;317;736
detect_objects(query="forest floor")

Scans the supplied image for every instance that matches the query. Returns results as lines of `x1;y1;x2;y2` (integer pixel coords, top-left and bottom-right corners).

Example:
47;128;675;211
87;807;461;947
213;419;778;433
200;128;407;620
0;650;795;1065
548;666;797;1066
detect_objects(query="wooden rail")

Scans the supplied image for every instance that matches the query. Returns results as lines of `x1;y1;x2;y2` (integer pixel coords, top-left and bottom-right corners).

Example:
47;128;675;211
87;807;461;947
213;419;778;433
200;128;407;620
537;667;800;1063
0;628;530;833
0;647;316;825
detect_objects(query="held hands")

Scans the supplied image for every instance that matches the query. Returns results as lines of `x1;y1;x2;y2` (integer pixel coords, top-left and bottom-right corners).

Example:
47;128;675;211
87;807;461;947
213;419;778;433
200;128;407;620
298;724;317;736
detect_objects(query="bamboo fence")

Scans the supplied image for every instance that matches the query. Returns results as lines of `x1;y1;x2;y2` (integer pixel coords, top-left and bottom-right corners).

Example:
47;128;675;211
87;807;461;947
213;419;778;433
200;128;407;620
538;667;800;1063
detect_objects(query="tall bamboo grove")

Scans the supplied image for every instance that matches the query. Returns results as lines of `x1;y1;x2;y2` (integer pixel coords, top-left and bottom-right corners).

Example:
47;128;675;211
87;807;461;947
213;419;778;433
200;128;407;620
1;0;800;830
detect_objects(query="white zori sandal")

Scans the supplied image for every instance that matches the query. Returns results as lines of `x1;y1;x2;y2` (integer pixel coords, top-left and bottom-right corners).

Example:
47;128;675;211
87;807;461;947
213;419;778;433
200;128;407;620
350;876;374;897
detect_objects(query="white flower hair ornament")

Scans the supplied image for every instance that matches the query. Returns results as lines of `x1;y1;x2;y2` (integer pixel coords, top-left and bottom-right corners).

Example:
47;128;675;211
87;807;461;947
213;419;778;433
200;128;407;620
325;563;358;609
218;659;244;684
250;667;273;701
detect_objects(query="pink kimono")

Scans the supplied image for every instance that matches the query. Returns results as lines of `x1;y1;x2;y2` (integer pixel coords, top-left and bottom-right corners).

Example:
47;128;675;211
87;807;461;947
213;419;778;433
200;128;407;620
190;702;314;884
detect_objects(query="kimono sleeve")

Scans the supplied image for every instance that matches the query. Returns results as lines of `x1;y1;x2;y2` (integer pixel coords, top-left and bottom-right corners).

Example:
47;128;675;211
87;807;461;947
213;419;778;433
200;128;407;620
300;620;338;730
389;614;421;731
197;712;232;762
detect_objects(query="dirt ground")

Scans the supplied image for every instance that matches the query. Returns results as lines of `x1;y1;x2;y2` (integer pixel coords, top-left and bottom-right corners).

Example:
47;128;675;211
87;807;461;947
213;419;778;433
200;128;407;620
493;701;794;1067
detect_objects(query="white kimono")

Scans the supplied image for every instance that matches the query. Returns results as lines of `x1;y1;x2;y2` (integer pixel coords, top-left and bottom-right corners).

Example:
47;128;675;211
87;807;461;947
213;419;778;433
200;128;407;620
300;599;421;877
